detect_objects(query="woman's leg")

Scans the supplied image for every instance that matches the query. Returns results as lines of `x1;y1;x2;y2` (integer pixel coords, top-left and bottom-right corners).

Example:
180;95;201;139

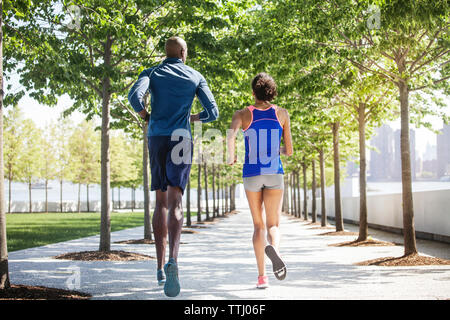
245;189;266;277
262;188;283;251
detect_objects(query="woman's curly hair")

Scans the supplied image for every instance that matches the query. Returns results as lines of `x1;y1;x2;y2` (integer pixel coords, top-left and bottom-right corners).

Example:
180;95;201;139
251;73;278;102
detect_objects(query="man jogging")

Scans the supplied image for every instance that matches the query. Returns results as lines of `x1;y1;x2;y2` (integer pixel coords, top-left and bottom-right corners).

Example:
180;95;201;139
128;36;219;297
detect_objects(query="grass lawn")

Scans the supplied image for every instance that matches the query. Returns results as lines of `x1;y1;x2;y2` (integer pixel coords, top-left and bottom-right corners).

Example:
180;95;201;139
6;211;146;252
6;210;201;252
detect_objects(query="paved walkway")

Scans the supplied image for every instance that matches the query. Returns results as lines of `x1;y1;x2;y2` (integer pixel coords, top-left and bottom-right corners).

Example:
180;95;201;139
8;209;450;300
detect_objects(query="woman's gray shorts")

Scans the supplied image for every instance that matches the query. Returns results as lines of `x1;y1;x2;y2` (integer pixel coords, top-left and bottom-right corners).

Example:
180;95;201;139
243;174;284;192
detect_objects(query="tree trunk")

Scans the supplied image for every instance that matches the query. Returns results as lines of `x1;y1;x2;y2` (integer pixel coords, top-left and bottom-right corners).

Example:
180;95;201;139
398;80;418;255
282;174;288;213
60;179;63;213
216;168;220;215
0;2;11;285
78;182;81;213
290;172;296;215
319;148;327;227
311;159;317;223
112;188;114;209
332;122;344;232
212;164;216;219
186;177;191;227
230;184;234;211
197;162;202;222
99;36;113;252
357;103;368;242
143;125;152;240
118;186;121;210
8;175;11;213
45;179;48;213
221;180;224;216
225;184;229;213
293;172;298;217
131;187;135;212
282;174;286;213
296;172;302;218
204;162;209;220
302;162;308;221
86;184;90;212
28;181;32;213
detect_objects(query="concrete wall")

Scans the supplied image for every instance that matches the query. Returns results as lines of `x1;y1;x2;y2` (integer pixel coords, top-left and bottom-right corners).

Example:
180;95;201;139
306;189;450;241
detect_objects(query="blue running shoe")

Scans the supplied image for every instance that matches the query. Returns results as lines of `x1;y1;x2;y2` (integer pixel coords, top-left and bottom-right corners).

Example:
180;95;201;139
157;269;166;286
163;258;180;297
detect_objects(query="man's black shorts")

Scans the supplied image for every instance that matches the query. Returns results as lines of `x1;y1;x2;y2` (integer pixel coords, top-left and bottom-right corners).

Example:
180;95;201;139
148;135;192;194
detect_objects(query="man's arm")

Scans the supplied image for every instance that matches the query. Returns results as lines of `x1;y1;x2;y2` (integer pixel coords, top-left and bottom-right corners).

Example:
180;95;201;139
191;75;219;123
128;68;153;121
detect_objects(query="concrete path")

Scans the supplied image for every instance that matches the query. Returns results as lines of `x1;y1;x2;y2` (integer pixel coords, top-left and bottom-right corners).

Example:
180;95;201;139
8;209;450;300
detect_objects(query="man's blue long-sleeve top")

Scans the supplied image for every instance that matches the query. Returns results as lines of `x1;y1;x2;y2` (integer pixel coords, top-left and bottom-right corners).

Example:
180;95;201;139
128;57;219;139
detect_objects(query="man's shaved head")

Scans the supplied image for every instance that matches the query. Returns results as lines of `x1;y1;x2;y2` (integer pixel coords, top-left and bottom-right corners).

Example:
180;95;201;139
165;36;188;62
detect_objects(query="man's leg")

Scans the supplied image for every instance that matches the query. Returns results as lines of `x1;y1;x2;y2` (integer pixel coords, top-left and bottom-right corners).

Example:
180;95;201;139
167;185;184;262
152;190;168;270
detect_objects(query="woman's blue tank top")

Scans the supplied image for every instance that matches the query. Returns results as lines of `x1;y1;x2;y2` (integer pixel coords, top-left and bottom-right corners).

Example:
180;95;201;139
242;105;284;178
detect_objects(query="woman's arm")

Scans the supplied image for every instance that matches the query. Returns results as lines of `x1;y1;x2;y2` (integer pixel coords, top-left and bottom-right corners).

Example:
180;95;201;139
227;110;243;165
280;109;293;156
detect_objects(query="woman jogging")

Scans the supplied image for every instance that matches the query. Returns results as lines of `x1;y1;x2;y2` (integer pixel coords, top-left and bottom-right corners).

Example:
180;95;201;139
227;73;293;289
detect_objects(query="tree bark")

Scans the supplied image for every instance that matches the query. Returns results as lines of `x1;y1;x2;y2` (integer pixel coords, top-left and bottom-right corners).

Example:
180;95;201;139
204;162;209;220
398;79;418;255
197;162;202;222
86;184;90;212
293;172;298;217
131;187;135;212
311;159;317;223
332;122;344;232
28;181;32;213
99;35;113;252
221;180;225;216
118;186;121;210
8;175;11;213
0;0;11;285
45;179;48;213
225;184;229;213
186;176;191;227
60;179;63;213
319;148;327;227
357;103;368;242
296;172;301;218
212;164;216;219
290;172;296;215
143;125;152;240
302;162;308;221
77;182;81;213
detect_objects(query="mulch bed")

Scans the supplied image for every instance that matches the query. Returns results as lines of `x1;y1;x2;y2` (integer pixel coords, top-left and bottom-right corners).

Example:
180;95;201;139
115;239;156;244
305;222;321;226
185;225;208;229
195;220;218;225
0;284;91;300
114;239;188;245
53;250;155;261
309;226;336;230
181;229;200;234
355;253;450;266
319;231;359;236
329;238;398;247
